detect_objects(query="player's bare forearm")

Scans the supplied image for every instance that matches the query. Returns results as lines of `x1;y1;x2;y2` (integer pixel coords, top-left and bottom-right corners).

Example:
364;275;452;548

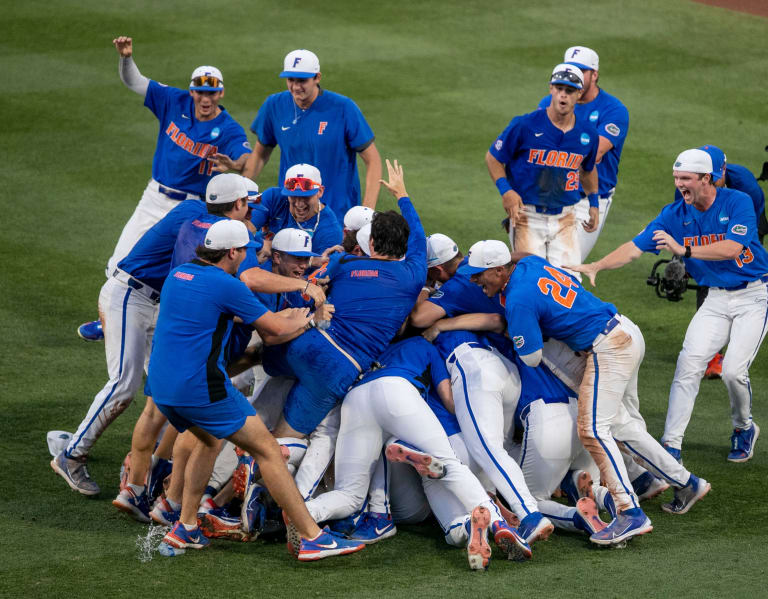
580;167;598;195
568;241;642;286
410;299;446;329
436;380;455;414
240;267;325;304
596;136;614;164
657;234;743;260
438;313;506;334
360;142;382;209
485;151;506;183
242;142;273;179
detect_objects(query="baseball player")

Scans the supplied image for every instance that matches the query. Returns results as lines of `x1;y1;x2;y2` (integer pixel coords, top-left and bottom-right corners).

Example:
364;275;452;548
342;205;375;253
572;148;768;464
486;64;600;271
77;36;251;341
464;240;711;546
241;49;382;220
251;163;343;256
142;219;363;560
537;46;629;261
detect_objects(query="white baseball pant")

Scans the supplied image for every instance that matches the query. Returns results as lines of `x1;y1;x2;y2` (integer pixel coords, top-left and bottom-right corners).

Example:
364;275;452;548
304;377;501;526
106;179;198;276
448;343;540;519
662;281;768;449
65;276;158;459
508;205;580;273
575;193;614;261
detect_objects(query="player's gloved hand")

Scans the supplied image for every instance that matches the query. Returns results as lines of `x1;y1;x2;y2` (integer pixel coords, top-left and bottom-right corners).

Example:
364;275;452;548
583;206;599;233
502;190;523;227
380;159;408;199
113;36;133;57
566;262;599;287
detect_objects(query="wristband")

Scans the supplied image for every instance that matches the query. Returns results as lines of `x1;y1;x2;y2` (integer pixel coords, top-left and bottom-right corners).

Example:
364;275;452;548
495;177;513;197
304;319;317;331
684;245;692;259
303;280;311;294
587;193;599;208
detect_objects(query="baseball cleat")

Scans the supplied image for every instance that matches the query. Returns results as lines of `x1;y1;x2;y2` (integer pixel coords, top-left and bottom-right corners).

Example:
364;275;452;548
296;528;366;561
241;482;267;537
232;449;256;499
51;452;100;496
466;507;492;570
589;508;652;546
160;522;210;555
77;320;104;342
384;439;446;479
490;494;520;528
112;487;151;523
517;512;554;544
661;475;711;515
574;497;609;535
704;352;723;379
491;519;532;562
632;472;671;501
199;506;250;541
727;422;760;463
150;496;180;527
327;513;362;537
348;511;397;544
662;443;683;464
559;469;595;505
198;495;218;516
147;457;173;502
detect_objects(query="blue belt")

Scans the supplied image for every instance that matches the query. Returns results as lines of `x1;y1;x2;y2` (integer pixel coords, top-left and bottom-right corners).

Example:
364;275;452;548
112;269;161;303
158;185;189;201
720;274;768;292
533;205;564;215
447;342;489;365
581;314;621;352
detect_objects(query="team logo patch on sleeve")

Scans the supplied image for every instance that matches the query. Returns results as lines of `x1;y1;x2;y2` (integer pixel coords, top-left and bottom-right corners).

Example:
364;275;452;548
731;224;748;235
605;123;620;136
243;141;252;149
494;139;503;151
513;335;525;349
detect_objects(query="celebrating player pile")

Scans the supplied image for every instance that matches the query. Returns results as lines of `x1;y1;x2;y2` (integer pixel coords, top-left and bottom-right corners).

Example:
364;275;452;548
50;38;768;569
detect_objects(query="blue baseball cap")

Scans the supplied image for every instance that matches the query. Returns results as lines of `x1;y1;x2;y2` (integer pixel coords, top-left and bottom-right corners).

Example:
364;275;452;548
272;228;319;257
280;49;320;79
456;240;511;276
698;145;726;181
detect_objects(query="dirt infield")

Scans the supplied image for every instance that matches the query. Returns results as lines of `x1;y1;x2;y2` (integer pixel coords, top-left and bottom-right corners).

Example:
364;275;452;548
694;0;768;18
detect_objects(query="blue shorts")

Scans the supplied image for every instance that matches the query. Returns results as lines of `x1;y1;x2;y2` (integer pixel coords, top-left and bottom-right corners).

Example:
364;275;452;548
155;390;257;439
282;329;361;435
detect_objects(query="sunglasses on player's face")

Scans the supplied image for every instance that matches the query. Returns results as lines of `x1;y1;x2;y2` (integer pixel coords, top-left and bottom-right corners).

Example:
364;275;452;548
191;75;222;88
284;177;321;192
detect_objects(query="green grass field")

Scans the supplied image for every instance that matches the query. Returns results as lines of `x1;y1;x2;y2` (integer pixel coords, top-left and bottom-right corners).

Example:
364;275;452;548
3;1;768;597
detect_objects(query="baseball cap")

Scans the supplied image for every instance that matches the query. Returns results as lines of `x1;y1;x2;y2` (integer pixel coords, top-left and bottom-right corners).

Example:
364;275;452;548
243;178;261;206
457;240;511;276
272;228;320;257
427;233;459;268
698;145;727;181
343;206;375;232
280;49;320;78
282;163;323;197
673;149;713;175
206;173;249;204
550;63;584;90
564;46;599;71
356;223;372;256
189;66;224;91
204;219;258;250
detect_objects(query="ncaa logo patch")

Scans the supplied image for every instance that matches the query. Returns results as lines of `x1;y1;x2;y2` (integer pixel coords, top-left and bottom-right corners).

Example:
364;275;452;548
719;213;729;224
495;139;503;151
210;127;220;139
513;335;525;349
605;123;620;136
589;110;599;122
580;133;590;145
731;224;748;235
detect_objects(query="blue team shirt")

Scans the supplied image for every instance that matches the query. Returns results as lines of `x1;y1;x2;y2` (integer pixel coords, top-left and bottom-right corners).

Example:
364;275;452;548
171;214;263;270
538;89;629;196
634;187;768;288
502;255;617;354
309;197;427;369
118;200;208;291
145;81;250;195
250;89;375;220
251;187;342;254
489;109;599;212
148;261;270;406
673;163;765;219
428;257;505;317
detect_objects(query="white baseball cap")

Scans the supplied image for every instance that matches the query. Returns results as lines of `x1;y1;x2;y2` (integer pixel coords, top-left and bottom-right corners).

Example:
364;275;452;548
427;233;459;267
673;149;713;174
564;46;599;71
204;219;258;250
243;178;261;204
280;49;320;78
343;206;375;232
190;65;224;91
206;173;249;204
457;240;511;275
550;63;584;90
272;228;320;257
282;163;323;197
356;223;372;256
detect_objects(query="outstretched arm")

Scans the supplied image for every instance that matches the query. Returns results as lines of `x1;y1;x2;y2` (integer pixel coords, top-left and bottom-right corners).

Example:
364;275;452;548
114;36;149;96
567;240;643;287
360;142;382;209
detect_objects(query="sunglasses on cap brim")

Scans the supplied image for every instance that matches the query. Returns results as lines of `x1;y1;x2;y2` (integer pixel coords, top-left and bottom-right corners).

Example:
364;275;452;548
550;71;582;86
191;75;222;89
284;177;321;192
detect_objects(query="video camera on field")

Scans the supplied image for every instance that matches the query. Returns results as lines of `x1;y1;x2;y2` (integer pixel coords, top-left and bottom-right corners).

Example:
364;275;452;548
646;255;698;302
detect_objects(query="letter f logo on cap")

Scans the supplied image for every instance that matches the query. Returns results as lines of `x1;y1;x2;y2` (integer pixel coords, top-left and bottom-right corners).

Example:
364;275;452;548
571;48;580;57
293;57;302;67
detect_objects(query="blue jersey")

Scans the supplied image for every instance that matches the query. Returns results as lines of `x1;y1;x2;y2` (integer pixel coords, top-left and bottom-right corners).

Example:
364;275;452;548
357;337;450;399
503;256;616;354
538;89;628;196
428;257;505;318
310;197;427;369
673;163;765;219
634;187;768;288
251;187;342;254
148;260;270;406
145;81;250;195
118;200;208;291
171;214;263;270
426;386;461;436
489;108;599;212
250;89;375;220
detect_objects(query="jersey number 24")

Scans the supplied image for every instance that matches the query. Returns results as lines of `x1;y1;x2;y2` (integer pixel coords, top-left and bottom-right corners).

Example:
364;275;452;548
537;265;578;309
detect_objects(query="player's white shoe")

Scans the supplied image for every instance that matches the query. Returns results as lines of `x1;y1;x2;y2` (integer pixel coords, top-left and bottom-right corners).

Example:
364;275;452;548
661;475;711;515
466;506;492;570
